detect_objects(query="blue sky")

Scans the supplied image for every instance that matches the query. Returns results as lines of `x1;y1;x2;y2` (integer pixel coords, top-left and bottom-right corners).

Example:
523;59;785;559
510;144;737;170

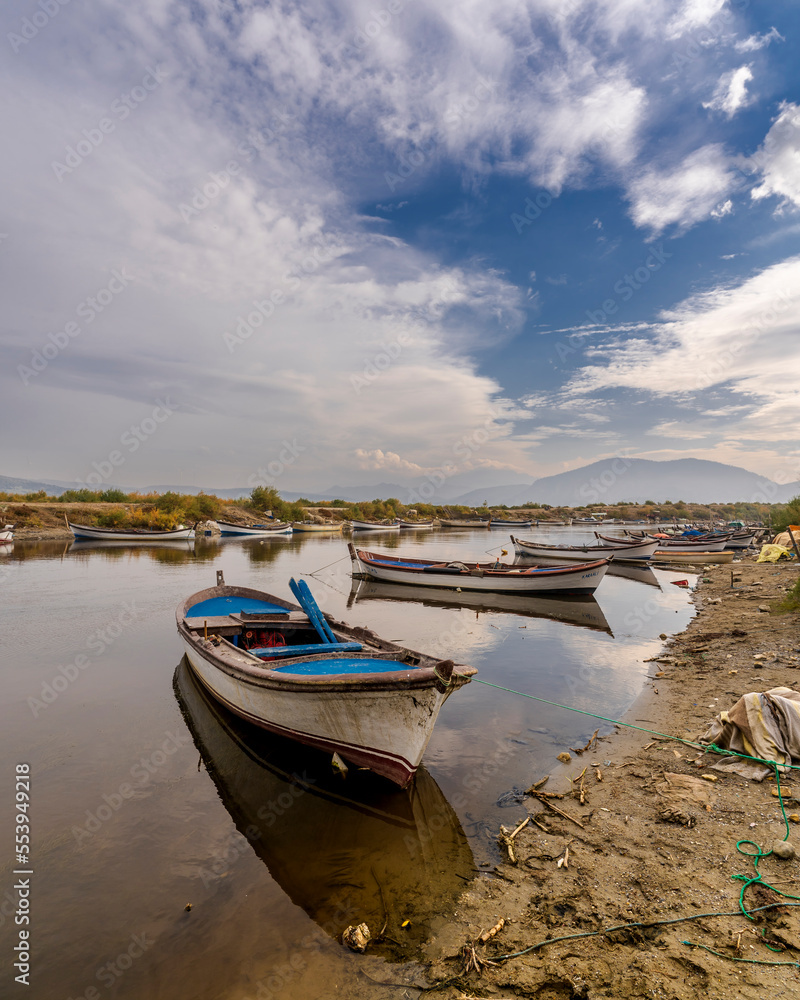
1;0;799;493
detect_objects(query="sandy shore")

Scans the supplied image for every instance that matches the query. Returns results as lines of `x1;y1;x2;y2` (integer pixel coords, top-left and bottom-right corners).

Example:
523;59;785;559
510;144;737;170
422;556;800;999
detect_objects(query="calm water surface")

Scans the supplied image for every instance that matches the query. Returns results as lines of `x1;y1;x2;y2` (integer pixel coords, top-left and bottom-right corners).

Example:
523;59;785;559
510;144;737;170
0;528;696;999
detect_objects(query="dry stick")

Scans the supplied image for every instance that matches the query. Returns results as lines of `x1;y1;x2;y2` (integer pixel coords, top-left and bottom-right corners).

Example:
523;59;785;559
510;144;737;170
529;791;585;829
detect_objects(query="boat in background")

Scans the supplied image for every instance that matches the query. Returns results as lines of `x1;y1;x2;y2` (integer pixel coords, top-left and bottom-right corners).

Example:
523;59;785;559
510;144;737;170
216;520;293;536
290;521;343;533
348;577;613;634
177;572;476;786
349;543;610;594
652;550;735;564
725;531;756;549
398;519;435;529
512;534;658;562
68;521;194;541
349;519;400;531
0;524;13;543
439;518;491;528
490;519;533;529
173;658;474;948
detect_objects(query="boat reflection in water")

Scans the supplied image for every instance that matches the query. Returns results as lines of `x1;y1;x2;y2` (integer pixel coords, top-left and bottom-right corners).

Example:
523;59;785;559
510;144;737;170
514;553;662;591
173;658;474;954
348;577;613;635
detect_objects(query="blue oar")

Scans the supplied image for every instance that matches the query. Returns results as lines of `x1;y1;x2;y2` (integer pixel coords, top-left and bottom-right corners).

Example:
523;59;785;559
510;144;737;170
288;578;338;644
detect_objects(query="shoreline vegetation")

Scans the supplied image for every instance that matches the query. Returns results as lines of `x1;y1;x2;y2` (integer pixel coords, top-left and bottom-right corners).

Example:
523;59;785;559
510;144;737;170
1;484;798;539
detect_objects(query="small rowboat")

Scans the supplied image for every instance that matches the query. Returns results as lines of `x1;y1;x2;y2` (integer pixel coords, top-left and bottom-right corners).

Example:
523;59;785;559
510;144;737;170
725;531;756;549
68;521;193;541
512;534;658;562
349;519;400;531
177;572;475;787
290;521;343;532
490;519;533;529
216;520;293;536
349;543;610;594
652;549;735;564
439;518;491;528
398;519;434;529
0;524;13;543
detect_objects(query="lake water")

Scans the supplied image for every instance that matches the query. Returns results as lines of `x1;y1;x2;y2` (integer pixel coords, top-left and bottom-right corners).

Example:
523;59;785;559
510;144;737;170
0;527;696;999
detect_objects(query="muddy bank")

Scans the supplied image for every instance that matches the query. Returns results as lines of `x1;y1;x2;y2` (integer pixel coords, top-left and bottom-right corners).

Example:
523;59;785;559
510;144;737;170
421;557;800;999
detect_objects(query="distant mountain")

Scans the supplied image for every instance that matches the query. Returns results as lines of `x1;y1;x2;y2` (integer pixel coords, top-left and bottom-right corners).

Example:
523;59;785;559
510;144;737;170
449;459;799;506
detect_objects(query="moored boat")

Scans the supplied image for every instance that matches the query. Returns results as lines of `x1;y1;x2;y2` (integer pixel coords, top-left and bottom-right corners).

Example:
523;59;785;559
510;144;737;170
398;519;435;529
490;519;533;529
349;519;400;531
0;524;14;543
512;533;658;562
290;521;343;532
176;572;476;787
439;518;491;528
349;543;610;594
216;520;293;536
651;549;735;564
68;521;194;541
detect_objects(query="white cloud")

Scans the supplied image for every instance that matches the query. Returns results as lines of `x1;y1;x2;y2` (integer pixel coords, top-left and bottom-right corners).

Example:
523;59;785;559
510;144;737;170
627;144;739;234
750;102;800;209
735;26;784;52
703;65;754;118
711;199;733;219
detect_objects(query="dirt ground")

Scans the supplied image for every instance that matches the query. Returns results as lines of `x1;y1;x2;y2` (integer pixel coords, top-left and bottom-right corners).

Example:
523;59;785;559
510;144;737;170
421;556;800;999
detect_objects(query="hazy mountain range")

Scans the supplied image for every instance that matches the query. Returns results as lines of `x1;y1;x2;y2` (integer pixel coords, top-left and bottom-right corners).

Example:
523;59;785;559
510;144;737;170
2;459;797;505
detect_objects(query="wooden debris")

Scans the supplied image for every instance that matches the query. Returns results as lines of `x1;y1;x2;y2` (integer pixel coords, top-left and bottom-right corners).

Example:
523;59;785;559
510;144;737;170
657;803;696;827
498;817;530;863
570;729;599;755
529;790;585;829
478;918;506;944
557;847;570;869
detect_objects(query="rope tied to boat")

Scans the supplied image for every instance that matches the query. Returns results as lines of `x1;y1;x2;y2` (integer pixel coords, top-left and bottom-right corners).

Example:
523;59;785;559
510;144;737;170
433;660;455;688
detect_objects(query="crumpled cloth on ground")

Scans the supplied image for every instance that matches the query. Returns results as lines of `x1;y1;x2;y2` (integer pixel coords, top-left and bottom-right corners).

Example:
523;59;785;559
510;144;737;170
757;543;792;562
700;687;800;772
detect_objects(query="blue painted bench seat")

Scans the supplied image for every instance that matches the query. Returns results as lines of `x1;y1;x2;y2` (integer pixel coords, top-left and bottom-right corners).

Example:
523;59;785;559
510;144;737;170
273;657;407;675
251;641;362;658
187;596;290;617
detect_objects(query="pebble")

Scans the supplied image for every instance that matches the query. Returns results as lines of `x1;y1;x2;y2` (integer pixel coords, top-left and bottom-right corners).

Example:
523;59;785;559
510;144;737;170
771;840;796;860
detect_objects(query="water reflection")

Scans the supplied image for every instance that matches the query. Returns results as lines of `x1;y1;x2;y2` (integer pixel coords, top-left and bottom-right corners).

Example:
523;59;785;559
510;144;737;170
514;552;663;590
173;657;474;955
348;577;613;635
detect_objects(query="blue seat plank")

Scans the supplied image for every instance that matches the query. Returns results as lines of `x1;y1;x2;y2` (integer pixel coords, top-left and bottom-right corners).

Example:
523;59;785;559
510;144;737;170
274;657;406;675
252;641;362;658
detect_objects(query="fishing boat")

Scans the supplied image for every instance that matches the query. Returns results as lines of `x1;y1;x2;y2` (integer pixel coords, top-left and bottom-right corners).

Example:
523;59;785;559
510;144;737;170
439;518;491;528
68;521;194;541
349;519;400;531
176;572;476;787
535;519;571;526
0;524;13;543
398;519;435;529
290;521;343;533
349;543;609;594
511;534;658;562
725;531;756;549
173;658;474;945
490;519;533;529
617;532;730;552
348;578;613;634
216;520;293;536
651;549;735;564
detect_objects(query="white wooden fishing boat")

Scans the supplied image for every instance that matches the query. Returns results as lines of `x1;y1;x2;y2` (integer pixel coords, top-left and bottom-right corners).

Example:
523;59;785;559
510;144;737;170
725;531;756;549
511;534;658;562
0;524;14;543
651;549;735;564
290;521;343;532
439;518;491;528
490;519;533;529
398;519;434;529
349;519;400;531
623;531;730;551
216;520;293;536
176;572;476;787
68;521;194;540
349;543;609;594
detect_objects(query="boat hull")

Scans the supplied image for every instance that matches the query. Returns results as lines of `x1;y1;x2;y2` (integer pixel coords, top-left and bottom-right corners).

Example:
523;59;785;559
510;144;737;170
349;544;609;594
290;522;343;532
512;534;658;562
652;550;735;564
350;520;400;531
177;581;475;786
439;519;491;528
216;521;293;536
69;521;193;540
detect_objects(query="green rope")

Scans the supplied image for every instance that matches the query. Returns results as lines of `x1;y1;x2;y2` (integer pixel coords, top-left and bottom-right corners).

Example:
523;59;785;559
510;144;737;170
682;940;800;968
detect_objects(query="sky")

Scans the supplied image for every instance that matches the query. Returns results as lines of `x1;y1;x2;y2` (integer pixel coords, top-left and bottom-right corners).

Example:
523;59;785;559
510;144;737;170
1;0;799;495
